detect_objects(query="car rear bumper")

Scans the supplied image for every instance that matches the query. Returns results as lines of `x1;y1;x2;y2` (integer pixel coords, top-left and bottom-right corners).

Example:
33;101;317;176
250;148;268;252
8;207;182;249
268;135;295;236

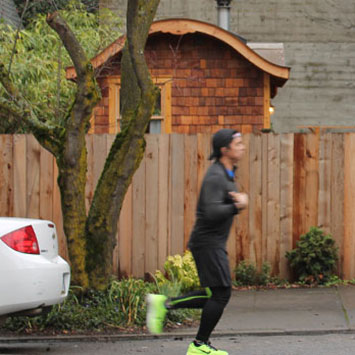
0;254;70;316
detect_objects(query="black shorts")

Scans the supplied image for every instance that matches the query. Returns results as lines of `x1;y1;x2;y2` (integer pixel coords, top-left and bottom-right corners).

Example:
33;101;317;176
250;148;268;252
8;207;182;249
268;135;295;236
191;247;232;288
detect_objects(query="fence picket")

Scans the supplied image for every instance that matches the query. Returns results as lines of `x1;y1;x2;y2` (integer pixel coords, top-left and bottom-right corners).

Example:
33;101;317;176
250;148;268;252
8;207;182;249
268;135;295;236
170;134;185;256
0;135;13;216
53;160;68;260
132;156;146;278
145;135;159;276
235;133;250;264
197;133;211;193
279;134;294;279
261;134;268;267
331;134;345;276
344;134;355;279
249;134;262;267
184;134;198;248
293;134;306;246
267;134;281;275
39;146;54;221
304;133;320;231
318;133;332;234
158;134;170;271
13;135;26;217
26;135;40;219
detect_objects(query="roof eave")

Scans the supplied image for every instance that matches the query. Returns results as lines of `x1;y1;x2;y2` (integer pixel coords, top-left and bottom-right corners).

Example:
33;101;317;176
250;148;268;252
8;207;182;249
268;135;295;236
66;18;290;84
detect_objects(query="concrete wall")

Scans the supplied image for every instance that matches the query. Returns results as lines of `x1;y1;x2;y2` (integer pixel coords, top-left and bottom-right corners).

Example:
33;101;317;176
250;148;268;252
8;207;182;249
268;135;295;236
101;0;355;132
0;0;22;28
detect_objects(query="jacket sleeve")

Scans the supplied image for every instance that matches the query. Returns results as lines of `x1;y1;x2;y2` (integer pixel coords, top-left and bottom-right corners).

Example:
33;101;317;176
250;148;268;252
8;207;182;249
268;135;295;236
200;174;238;222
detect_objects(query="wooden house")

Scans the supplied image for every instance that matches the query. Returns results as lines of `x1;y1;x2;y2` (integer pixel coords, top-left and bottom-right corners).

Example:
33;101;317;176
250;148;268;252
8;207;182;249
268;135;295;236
66;18;290;134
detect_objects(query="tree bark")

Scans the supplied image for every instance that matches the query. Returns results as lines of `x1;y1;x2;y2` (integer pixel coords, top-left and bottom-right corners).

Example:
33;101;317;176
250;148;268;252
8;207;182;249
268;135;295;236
47;12;101;288
85;0;160;290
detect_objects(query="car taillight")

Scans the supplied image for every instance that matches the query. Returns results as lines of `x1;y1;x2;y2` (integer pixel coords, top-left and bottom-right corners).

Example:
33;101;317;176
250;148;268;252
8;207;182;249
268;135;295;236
0;226;40;254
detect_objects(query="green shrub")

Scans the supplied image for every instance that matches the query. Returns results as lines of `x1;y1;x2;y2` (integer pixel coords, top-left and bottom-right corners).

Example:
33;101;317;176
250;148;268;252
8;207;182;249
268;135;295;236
234;261;258;286
153;250;201;325
234;261;272;286
108;278;157;326
154;250;200;294
2;278;157;333
286;226;338;284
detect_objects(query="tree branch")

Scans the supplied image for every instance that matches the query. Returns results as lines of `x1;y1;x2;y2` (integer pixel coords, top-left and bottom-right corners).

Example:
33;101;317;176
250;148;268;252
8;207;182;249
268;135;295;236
46;12;88;81
120;0;160;128
46;12;100;130
126;0;160;93
0;63;62;155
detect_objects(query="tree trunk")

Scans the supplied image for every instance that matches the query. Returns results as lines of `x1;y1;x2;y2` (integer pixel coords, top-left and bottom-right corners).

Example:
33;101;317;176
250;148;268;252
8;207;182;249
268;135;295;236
56;136;88;288
46;13;101;288
85;0;160;290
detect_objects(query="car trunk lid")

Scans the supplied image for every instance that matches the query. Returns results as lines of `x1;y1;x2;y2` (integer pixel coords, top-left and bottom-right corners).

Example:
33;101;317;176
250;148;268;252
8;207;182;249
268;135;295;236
0;218;59;259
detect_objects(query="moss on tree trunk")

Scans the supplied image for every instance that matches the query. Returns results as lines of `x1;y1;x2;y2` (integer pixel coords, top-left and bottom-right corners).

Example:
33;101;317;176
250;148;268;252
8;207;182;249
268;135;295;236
85;0;160;290
56;127;89;288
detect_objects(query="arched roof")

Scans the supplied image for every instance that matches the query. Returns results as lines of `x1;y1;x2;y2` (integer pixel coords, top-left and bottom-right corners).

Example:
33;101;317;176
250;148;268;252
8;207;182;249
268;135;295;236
66;18;290;84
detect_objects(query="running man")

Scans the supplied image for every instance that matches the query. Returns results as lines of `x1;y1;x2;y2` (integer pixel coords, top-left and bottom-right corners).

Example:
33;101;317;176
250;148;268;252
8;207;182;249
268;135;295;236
146;129;248;355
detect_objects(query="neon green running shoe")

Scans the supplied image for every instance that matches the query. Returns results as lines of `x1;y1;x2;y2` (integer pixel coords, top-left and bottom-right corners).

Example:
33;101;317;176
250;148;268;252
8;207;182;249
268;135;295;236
186;341;228;355
146;294;168;334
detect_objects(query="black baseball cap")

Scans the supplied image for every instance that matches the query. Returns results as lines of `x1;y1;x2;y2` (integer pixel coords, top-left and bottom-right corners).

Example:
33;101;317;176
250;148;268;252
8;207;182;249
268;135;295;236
209;129;241;160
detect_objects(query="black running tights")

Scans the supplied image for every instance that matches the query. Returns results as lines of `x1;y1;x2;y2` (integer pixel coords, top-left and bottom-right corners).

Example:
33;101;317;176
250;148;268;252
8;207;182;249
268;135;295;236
167;286;232;343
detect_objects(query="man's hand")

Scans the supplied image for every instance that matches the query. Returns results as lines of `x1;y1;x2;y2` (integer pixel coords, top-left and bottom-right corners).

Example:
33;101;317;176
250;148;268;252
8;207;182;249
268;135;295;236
229;192;249;210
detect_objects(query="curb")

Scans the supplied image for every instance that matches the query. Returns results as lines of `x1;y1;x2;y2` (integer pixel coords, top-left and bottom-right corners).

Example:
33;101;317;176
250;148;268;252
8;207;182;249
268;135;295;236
1;328;355;343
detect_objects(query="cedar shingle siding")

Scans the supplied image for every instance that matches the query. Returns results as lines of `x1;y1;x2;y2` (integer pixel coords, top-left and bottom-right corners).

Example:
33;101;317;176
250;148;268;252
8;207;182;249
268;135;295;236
150;34;264;133
0;0;21;27
94;33;265;134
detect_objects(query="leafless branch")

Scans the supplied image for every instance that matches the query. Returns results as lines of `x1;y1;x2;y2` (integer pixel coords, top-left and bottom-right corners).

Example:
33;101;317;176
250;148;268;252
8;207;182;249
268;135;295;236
46;12;100;129
126;0;160;93
46;12;88;82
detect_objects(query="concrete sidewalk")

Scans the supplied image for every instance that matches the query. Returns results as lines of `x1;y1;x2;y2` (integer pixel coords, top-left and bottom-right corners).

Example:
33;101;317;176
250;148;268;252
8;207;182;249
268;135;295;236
161;285;355;339
1;286;355;343
213;285;355;335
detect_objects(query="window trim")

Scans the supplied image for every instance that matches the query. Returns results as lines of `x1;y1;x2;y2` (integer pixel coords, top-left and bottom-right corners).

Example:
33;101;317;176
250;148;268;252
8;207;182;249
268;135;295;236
263;73;271;130
106;75;172;134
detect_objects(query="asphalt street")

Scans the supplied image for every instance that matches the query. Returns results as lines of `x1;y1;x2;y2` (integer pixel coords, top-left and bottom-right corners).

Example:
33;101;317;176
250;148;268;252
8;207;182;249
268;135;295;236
1;334;355;355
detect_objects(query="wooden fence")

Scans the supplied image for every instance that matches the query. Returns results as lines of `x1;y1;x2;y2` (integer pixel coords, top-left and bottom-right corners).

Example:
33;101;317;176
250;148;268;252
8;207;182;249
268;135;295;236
1;133;355;279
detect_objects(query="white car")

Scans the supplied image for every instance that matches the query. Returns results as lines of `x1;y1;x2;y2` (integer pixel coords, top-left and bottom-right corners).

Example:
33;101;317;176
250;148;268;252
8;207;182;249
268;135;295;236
0;218;70;318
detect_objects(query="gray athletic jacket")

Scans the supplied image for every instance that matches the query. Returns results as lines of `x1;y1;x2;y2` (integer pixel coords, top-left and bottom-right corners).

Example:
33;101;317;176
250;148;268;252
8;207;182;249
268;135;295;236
188;161;239;250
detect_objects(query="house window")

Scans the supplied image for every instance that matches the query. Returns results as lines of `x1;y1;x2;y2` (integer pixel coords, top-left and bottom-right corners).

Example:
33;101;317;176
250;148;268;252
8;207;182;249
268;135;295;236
107;76;172;134
149;88;162;134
